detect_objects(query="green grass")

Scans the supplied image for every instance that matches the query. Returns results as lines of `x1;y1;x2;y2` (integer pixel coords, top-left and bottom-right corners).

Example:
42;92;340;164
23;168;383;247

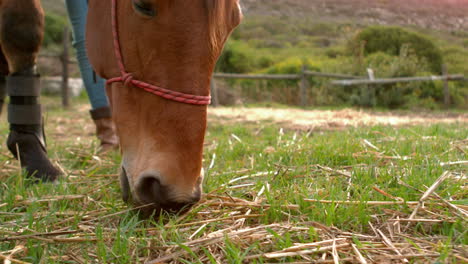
0;98;467;263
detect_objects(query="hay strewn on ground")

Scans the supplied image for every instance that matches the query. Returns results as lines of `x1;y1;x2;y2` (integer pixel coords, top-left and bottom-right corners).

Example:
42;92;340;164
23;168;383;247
1;170;466;263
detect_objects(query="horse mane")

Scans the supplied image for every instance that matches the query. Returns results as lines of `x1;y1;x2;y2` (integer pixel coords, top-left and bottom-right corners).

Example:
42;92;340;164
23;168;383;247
205;0;241;51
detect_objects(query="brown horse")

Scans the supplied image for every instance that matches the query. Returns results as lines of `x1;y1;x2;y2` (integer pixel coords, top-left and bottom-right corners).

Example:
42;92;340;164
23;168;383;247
87;0;242;215
0;0;241;215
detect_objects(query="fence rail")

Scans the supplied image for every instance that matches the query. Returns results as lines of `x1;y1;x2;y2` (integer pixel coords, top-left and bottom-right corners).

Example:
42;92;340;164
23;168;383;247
213;71;365;80
331;74;465;86
214;73;300;80
304;71;365;79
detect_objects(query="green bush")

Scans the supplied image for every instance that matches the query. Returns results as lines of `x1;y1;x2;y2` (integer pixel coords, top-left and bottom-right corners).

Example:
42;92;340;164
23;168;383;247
216;41;253;73
441;45;468;75
325;47;346;58
349;26;443;73
299;23;338;37
347;49;449;108
43;13;67;47
263;57;319;75
261;57;321;89
366;47;431;77
216;40;274;73
232;57;323;105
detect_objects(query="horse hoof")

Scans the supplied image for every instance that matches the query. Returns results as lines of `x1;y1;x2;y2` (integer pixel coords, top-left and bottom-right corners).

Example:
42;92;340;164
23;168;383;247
7;130;61;182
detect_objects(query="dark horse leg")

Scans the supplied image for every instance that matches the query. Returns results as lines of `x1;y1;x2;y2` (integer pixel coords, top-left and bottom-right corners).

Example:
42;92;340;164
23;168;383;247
0;0;61;181
0;50;7;115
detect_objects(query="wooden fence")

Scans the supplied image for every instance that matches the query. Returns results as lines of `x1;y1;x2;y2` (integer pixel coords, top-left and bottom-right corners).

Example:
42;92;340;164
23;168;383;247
41;30;466;108
211;66;466;107
211;69;365;107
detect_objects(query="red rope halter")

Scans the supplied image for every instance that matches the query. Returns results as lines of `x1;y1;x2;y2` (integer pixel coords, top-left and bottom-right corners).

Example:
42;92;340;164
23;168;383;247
106;0;211;105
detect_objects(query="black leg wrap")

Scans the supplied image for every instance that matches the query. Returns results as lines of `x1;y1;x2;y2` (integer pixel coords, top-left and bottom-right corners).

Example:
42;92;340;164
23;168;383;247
8;104;43;125
0;76;5;116
6;72;61;182
6;74;41;96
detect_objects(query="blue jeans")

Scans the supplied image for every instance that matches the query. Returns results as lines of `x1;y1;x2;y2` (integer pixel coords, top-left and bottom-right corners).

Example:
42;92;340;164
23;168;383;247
65;0;109;110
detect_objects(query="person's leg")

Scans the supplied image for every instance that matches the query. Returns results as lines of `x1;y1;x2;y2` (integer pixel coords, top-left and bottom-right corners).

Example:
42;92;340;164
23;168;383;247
0;0;61;181
65;0;118;151
65;0;108;110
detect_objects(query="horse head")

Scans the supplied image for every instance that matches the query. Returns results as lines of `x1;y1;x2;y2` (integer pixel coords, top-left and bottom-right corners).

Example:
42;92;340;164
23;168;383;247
86;0;242;215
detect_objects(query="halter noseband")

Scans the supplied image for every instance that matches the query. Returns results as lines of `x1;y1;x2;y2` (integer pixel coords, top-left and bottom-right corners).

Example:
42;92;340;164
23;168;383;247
106;0;211;105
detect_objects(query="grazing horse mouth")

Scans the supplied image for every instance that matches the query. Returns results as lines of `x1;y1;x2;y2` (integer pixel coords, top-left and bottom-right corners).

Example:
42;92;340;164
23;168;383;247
119;166;202;217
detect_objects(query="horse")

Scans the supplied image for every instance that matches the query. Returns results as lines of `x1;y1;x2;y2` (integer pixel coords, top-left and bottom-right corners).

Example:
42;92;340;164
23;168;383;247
0;0;242;215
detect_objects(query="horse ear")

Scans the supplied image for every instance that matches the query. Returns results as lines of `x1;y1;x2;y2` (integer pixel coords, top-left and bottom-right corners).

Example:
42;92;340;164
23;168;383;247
206;0;241;30
205;0;242;52
230;0;243;28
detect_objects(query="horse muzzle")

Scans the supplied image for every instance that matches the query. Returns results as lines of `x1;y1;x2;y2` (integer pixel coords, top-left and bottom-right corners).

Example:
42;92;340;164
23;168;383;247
119;167;202;217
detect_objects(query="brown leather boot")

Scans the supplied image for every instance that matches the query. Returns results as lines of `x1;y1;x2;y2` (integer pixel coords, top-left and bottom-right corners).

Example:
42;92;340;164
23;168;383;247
90;106;119;153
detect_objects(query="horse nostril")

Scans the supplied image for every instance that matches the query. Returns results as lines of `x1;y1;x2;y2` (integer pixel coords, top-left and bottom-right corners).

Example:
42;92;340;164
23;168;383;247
135;174;163;205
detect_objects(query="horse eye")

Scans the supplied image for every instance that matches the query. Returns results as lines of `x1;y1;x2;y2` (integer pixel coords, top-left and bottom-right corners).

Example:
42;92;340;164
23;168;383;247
132;0;156;17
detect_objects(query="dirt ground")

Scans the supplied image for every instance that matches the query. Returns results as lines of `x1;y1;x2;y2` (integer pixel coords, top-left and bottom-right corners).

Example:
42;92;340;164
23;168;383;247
31;103;468;143
208;107;468;130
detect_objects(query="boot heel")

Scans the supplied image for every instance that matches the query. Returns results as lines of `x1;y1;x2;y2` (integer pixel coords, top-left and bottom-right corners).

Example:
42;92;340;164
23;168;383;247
90;106;119;153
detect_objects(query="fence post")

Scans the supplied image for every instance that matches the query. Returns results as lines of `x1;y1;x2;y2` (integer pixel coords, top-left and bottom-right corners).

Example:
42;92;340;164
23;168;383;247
442;64;450;108
300;63;308;107
60;27;70;108
364;68;376;107
210;76;219;107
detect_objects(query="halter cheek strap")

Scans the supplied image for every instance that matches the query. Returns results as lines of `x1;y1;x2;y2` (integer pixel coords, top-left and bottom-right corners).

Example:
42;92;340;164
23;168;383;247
107;0;211;106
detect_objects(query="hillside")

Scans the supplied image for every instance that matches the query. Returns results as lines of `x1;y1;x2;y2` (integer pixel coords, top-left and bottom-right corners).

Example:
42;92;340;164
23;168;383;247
241;0;468;32
42;0;468;32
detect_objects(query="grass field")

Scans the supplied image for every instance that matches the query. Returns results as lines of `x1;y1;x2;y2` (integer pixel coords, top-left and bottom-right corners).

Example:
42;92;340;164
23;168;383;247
0;97;467;263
